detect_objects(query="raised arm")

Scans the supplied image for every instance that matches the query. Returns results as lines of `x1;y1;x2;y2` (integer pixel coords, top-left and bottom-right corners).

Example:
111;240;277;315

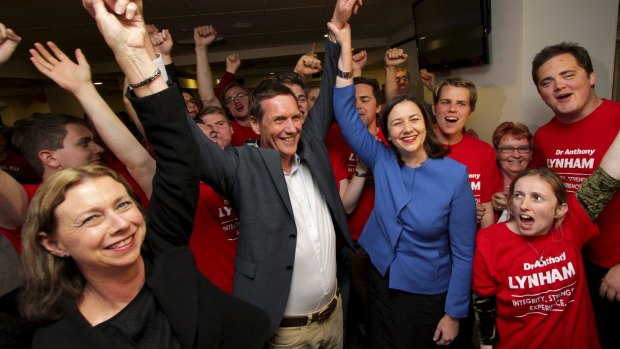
0;168;27;230
303;0;357;138
147;24;173;64
576;129;620;220
352;50;367;78
294;43;322;77
83;0;199;248
214;53;240;99
0;23;27;230
383;47;408;102
29;41;156;197
194;25;222;108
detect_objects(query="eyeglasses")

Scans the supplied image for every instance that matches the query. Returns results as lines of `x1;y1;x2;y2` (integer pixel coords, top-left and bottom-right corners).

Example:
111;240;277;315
225;93;248;104
396;76;410;83
496;146;532;154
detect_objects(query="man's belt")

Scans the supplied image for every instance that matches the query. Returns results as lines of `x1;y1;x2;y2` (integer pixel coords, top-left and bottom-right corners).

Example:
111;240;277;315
279;290;339;327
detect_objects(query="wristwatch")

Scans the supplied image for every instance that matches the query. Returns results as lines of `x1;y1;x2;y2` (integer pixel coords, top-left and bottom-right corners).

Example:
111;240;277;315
337;69;353;80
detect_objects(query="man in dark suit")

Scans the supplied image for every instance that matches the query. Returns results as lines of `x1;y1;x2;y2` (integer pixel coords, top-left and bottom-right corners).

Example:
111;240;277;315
189;1;361;347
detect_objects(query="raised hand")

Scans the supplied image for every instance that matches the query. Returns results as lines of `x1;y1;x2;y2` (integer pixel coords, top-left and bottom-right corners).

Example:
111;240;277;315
0;23;21;65
82;0;147;59
29;42;91;95
226;53;241;74
294;43;322;75
149;27;173;56
326;21;352;50
420;68;436;91
352;50;367;75
332;0;363;28
194;25;217;48
384;47;408;67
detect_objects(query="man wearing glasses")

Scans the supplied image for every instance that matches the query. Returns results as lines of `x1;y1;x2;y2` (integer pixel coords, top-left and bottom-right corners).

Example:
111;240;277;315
221;82;256;145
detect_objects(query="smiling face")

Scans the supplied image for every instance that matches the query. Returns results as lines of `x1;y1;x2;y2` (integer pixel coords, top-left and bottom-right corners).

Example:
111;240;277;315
496;134;532;180
387;100;427;165
250;94;303;172
199;112;233;149
224;86;250;120
355;83;381;129
509;174;568;237
432;85;472;143
40;176;145;276
536;53;599;123
284;83;309;119
51;123;103;171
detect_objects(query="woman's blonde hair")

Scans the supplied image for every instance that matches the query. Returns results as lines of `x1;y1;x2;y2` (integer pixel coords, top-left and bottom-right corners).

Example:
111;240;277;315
19;164;140;322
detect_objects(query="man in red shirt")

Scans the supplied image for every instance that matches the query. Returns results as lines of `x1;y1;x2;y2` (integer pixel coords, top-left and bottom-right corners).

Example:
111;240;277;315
530;42;620;348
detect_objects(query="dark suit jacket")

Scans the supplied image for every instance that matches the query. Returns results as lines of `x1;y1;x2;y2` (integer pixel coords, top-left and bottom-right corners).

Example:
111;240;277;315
32;86;270;349
190;39;354;333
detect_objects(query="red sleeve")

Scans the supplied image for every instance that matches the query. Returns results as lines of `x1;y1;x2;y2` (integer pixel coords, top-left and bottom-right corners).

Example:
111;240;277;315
215;71;235;100
472;230;499;296
481;148;499;203
0;227;21;253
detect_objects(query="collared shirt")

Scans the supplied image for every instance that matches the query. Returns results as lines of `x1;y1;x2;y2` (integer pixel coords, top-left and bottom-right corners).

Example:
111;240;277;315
283;154;337;315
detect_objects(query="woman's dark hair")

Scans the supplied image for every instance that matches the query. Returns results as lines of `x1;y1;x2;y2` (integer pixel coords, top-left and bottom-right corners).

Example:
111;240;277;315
380;94;449;160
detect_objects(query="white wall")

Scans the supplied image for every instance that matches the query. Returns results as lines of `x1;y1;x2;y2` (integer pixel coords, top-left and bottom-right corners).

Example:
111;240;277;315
444;0;619;143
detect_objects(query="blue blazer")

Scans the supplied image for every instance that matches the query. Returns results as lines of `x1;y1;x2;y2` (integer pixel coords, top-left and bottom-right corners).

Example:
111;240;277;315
333;85;476;317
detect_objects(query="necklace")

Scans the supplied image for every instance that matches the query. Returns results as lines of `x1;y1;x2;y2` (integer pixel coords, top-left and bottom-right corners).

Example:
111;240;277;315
526;241;545;263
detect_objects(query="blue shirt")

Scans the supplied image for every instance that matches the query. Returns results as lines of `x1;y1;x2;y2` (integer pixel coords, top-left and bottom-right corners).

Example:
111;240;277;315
333;84;477;317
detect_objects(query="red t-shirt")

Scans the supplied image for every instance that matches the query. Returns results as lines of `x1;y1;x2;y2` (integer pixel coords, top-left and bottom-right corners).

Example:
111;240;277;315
343;128;388;241
0;150;40;184
446;134;498;204
325;123;352;185
532;99;620;268
189;182;239;294
230;120;258;146
473;195;600;349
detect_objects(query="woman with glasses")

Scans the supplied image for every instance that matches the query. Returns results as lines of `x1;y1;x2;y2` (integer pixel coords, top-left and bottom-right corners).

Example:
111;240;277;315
491;122;533;222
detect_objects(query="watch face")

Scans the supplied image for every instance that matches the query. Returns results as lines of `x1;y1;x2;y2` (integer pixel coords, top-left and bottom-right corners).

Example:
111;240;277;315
337;69;352;79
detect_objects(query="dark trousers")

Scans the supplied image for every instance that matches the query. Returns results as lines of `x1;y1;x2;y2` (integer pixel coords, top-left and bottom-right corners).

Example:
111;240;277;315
584;259;620;349
368;265;451;349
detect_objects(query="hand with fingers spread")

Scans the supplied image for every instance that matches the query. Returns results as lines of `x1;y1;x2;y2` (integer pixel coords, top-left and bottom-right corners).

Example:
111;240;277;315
0;22;22;65
384;47;408;67
29;42;92;95
194;25;217;48
226;53;241;74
